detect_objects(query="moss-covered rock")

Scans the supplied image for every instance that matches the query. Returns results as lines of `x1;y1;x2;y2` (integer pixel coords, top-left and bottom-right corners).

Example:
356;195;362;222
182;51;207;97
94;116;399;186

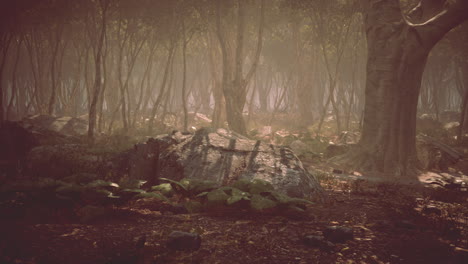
250;194;277;211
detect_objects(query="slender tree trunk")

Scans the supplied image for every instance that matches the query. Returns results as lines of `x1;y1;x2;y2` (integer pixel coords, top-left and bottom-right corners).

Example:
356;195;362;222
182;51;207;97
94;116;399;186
48;25;63;115
458;62;468;141
7;37;22;120
148;42;175;134
88;0;108;143
181;20;189;132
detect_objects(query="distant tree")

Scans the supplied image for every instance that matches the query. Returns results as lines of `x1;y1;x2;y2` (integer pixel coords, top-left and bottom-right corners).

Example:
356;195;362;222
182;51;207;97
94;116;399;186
88;0;110;143
215;0;265;135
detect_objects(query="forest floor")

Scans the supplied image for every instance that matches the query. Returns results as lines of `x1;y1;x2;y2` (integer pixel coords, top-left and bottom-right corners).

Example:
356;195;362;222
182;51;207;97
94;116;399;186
0;114;467;263
1;158;467;264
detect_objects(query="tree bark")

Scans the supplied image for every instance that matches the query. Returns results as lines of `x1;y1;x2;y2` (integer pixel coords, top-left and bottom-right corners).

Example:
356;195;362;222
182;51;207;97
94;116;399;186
181;20;189;132
216;0;265;135
47;24;63;116
88;0;109;144
341;0;468;176
0;34;13;124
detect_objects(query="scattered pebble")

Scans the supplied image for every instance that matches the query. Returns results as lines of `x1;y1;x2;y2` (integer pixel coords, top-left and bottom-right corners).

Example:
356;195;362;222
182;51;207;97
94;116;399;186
166;231;201;251
323;226;354;243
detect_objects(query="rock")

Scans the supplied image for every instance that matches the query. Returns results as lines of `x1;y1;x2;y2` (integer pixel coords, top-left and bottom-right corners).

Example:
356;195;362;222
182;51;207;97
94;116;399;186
289;140;309;157
156;128;323;199
26;144;102;179
332;169;344;174
454;247;468;263
23;114;88;137
422;205;442;215
0;121;37;159
323;226;353;243
302;235;325;247
134;235;147;250
0;121;38;176
336;131;361;145
302;235;335;251
259;126;272;137
325;144;351;158
417;114;443;132
395;220;417;229
188;112;212;126
375;220;392;229
167;231;201;251
59;117;88;136
440;110;460;123
169;204;189;214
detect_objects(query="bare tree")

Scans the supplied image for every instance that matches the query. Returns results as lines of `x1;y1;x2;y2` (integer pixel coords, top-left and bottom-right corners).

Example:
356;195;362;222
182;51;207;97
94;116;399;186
88;0;110;143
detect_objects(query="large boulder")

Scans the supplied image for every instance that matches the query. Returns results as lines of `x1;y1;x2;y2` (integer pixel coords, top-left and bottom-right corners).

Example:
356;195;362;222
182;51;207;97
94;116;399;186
23;115;88;137
26;144;102;179
0;121;38;177
0;121;37;161
23;128;324;199
155;128;323;199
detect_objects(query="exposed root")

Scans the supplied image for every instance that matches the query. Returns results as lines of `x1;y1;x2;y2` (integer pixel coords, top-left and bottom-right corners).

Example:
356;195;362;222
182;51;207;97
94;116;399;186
330;145;421;179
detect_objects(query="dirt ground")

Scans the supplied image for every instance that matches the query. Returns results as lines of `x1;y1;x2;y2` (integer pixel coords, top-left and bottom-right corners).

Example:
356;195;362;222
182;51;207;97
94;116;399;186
1;166;467;264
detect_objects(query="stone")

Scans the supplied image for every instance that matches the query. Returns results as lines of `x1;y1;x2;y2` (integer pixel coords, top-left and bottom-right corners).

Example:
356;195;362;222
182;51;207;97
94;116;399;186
26;144;102;179
0;121;38;177
167;231;201;251
302;235;325;247
336;131;361;145
23;114;88;137
156;128;323;199
302;235;335;251
454;247;468;263
417;115;443;133
325;144;351;158
289;140;309;157
323;226;354;243
440;110;460;123
422;205;442;215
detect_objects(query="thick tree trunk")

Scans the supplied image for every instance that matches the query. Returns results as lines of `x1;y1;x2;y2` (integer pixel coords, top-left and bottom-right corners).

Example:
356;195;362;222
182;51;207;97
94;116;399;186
212;80;226;128
0;34;13;124
458;62;468;141
224;81;248;135
341;0;468;176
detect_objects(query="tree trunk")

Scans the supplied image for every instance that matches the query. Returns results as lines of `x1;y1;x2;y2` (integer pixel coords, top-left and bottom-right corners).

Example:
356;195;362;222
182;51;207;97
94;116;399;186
47;25;63;116
7;37;22;120
88;0;108;144
341;0;468;176
458;61;468;141
181;20;189;132
0;34;13;124
216;0;265;135
148;42;175;134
